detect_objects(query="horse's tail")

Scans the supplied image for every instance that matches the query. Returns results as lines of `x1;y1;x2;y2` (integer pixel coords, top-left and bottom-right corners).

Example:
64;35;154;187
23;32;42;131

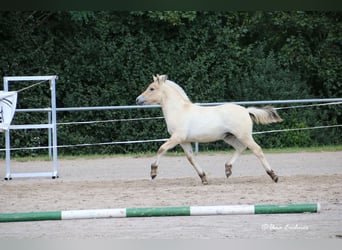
247;106;283;124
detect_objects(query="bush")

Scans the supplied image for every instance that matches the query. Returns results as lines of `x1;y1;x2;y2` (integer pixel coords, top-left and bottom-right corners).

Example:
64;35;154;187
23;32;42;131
0;11;341;156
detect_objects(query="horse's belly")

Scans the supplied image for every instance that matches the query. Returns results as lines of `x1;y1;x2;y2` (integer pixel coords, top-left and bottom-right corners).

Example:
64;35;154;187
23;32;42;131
187;133;224;143
185;122;226;142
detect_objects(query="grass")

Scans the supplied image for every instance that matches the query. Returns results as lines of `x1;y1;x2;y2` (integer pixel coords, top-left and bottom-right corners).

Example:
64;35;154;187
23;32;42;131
4;144;342;162
254;145;342;154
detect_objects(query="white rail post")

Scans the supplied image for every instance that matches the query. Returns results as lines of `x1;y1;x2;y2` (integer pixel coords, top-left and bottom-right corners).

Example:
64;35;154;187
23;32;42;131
50;76;58;178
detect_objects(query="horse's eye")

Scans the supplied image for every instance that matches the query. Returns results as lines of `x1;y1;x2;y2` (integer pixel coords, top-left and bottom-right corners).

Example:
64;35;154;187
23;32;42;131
150;87;155;92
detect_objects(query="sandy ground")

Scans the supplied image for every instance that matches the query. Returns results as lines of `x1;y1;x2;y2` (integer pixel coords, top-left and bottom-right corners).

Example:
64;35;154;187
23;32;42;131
0;151;341;239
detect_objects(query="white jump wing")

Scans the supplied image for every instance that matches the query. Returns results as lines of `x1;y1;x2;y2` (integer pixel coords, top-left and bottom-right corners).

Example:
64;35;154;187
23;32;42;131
0;91;18;131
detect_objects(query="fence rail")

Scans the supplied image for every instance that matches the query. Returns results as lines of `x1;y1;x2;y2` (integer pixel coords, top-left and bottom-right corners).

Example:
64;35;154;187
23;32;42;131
14;98;342;113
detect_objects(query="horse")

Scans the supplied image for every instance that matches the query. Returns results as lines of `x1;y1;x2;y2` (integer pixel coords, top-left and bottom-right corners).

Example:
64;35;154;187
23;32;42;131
136;74;283;185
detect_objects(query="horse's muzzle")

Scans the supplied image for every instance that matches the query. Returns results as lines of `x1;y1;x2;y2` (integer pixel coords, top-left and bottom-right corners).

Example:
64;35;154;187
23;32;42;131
136;96;146;105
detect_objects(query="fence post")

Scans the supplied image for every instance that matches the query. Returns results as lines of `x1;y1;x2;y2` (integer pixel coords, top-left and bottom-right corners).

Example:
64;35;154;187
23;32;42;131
48;111;52;158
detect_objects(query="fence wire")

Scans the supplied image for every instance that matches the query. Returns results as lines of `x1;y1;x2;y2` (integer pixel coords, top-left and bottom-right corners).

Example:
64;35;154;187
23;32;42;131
1;100;341;152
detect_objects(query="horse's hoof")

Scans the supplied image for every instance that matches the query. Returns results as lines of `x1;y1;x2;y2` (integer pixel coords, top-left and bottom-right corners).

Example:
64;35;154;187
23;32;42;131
200;173;208;185
225;164;232;178
150;164;158;180
267;170;278;183
273;175;279;183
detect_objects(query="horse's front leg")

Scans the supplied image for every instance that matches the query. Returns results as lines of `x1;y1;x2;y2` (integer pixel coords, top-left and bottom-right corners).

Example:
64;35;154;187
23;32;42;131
180;143;208;185
150;137;180;180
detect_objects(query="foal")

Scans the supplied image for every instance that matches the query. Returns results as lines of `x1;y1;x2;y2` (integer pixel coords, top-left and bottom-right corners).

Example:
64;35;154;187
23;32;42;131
136;75;282;184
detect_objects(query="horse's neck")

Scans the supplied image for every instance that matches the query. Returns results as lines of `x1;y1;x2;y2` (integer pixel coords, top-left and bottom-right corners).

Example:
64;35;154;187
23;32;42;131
160;84;191;124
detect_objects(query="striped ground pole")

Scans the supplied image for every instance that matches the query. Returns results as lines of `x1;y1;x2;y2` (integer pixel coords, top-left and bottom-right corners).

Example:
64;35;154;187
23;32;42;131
0;203;320;223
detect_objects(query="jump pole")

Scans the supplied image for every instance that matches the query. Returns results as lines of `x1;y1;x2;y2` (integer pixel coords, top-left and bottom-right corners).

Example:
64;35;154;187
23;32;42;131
0;203;320;223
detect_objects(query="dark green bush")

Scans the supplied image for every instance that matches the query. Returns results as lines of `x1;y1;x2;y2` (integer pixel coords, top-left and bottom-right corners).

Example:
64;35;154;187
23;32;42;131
0;11;341;156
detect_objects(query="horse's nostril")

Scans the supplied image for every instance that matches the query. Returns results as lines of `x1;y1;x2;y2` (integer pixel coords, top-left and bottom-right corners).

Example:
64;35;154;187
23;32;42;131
136;96;145;105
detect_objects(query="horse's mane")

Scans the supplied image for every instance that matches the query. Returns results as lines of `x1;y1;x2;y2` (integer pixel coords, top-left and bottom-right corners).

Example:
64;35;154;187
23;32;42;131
165;80;191;102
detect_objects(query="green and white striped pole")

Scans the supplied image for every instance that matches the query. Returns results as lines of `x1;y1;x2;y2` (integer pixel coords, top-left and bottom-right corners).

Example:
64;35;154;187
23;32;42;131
0;203;320;223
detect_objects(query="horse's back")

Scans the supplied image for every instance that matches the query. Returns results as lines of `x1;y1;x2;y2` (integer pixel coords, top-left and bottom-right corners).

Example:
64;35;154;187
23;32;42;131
194;103;250;122
216;103;253;134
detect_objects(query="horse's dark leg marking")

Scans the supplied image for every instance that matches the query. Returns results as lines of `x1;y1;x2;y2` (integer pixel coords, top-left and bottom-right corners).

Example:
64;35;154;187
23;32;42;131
225;163;232;178
266;170;279;183
151;163;158;179
199;173;208;185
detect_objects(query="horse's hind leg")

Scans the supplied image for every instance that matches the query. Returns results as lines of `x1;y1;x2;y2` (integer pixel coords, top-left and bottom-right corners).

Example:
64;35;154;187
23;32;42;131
180;143;208;185
241;136;279;183
223;135;247;178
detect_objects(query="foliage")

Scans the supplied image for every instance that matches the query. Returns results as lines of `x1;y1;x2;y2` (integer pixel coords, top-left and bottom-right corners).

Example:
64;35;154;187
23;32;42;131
0;11;341;156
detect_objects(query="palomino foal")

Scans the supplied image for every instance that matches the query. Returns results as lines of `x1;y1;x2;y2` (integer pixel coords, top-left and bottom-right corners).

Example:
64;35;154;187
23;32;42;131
136;75;282;185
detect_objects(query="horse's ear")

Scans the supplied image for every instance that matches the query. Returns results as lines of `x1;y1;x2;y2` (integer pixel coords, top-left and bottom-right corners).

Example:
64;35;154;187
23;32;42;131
161;75;168;82
153;74;167;84
158;75;167;83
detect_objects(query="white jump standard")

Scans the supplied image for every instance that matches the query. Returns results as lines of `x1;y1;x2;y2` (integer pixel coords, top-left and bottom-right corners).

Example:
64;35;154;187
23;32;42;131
1;75;58;180
0;203;320;223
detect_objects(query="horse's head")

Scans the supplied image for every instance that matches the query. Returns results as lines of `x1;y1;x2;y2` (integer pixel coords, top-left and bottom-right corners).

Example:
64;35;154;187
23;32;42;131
136;74;168;105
